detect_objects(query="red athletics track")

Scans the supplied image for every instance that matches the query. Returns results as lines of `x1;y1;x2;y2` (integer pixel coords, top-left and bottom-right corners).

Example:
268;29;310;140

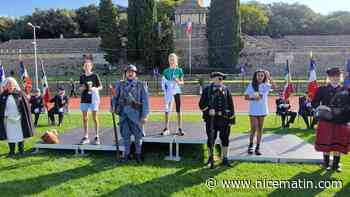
68;96;300;113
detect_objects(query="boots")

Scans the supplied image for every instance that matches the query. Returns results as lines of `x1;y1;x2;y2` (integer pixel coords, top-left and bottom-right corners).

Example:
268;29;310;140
208;155;214;169
221;146;231;167
136;154;142;163
332;156;342;172
8;143;15;157
122;154;131;163
248;143;253;155
18;141;24;155
323;153;330;169
255;144;262;156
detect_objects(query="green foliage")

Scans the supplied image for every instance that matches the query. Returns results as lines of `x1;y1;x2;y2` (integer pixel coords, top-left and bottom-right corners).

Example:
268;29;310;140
98;0;122;65
240;4;269;35
208;0;242;71
75;5;99;36
127;0;157;71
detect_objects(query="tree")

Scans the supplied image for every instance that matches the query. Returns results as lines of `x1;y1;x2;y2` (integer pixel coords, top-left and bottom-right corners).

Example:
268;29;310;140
208;0;242;71
127;0;157;70
75;5;99;36
99;0;122;65
155;15;175;70
240;4;269;35
30;9;80;38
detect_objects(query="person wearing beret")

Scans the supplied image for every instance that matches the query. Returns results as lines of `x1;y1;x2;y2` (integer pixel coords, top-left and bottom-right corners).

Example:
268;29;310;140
29;89;44;127
312;67;350;172
199;72;235;168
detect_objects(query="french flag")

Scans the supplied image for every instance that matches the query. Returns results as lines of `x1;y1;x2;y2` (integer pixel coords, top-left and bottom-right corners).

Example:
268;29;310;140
343;59;350;89
307;58;318;100
283;60;294;100
19;61;32;96
41;61;51;109
186;20;193;35
0;64;5;83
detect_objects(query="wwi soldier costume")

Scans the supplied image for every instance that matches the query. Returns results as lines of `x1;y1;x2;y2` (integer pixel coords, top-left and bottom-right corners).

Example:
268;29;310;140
0;77;35;157
199;72;235;168
113;65;150;163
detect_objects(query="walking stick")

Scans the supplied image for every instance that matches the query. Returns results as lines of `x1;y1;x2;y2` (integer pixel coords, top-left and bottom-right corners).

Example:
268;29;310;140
209;94;215;169
112;111;121;162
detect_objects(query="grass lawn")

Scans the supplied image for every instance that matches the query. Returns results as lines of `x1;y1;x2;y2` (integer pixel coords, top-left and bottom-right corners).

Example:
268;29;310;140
0;113;349;197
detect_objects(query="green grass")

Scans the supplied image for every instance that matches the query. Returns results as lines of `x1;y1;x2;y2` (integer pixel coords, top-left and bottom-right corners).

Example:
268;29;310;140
0;113;349;197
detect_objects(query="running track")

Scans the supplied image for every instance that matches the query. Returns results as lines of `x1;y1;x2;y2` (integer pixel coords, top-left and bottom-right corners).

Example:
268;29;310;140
68;96;300;113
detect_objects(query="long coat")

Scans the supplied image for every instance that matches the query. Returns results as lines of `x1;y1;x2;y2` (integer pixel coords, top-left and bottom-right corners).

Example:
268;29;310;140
0;91;35;140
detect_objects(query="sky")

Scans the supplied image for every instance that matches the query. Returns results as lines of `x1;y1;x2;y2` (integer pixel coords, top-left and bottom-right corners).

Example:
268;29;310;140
0;0;350;17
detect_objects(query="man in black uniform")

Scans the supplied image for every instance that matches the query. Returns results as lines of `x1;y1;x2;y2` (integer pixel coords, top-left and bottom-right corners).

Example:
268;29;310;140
48;87;69;126
276;92;297;128
29;89;44;127
199;72;235;168
298;93;317;129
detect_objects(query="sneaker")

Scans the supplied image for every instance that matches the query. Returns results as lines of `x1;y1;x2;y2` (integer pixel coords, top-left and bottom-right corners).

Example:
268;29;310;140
161;128;170;136
176;128;185;136
248;147;253;155
92;137;101;145
80;137;90;145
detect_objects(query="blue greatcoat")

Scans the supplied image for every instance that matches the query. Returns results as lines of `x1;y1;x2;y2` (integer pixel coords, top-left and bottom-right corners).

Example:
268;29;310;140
112;79;150;155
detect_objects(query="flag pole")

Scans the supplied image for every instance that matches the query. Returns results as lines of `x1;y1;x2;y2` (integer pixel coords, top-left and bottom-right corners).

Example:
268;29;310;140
189;30;192;76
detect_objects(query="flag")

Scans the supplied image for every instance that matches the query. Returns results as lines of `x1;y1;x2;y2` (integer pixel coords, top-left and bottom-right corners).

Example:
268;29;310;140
0;64;5;83
41;62;50;108
186;20;193;34
19;61;32;95
343;59;350;89
282;60;294;100
240;64;246;74
307;58;319;100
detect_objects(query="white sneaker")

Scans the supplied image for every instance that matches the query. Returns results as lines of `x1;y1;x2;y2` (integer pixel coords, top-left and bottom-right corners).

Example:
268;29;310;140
161;128;170;136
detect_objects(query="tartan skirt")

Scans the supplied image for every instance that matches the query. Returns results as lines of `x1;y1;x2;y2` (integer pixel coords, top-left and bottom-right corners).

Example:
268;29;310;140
315;120;350;154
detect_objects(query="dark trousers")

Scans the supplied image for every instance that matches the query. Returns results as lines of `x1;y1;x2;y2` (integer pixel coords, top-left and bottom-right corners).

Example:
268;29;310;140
48;108;64;125
205;119;230;148
33;113;40;126
301;114;317;128
280;111;297;127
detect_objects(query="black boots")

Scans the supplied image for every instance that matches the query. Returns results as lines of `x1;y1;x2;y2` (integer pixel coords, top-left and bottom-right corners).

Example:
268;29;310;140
18;141;24;155
255;144;262;156
8;143;15;157
221;157;231;167
207;155;214;169
121;154;142;163
332;156;342;172
248;143;253;155
323;153;341;172
323;154;330;169
8;142;25;157
136;154;142;163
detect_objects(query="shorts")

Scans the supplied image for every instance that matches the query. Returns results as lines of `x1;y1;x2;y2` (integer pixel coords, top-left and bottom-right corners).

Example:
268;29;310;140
80;103;99;112
165;94;181;113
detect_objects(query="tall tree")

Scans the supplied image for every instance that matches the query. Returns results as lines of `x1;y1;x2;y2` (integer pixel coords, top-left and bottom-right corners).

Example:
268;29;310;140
99;0;122;65
155;15;175;70
208;0;242;71
127;0;157;70
76;5;99;36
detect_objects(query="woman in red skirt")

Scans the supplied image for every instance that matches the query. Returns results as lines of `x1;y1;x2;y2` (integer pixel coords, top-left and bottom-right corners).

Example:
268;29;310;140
312;67;350;172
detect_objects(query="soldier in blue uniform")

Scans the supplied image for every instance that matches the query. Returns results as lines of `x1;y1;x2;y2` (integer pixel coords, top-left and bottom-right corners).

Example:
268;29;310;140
112;65;150;163
199;72;235;168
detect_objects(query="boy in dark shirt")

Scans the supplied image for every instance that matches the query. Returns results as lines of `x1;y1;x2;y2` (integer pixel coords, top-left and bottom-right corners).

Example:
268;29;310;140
29;89;44;127
48;87;69;126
